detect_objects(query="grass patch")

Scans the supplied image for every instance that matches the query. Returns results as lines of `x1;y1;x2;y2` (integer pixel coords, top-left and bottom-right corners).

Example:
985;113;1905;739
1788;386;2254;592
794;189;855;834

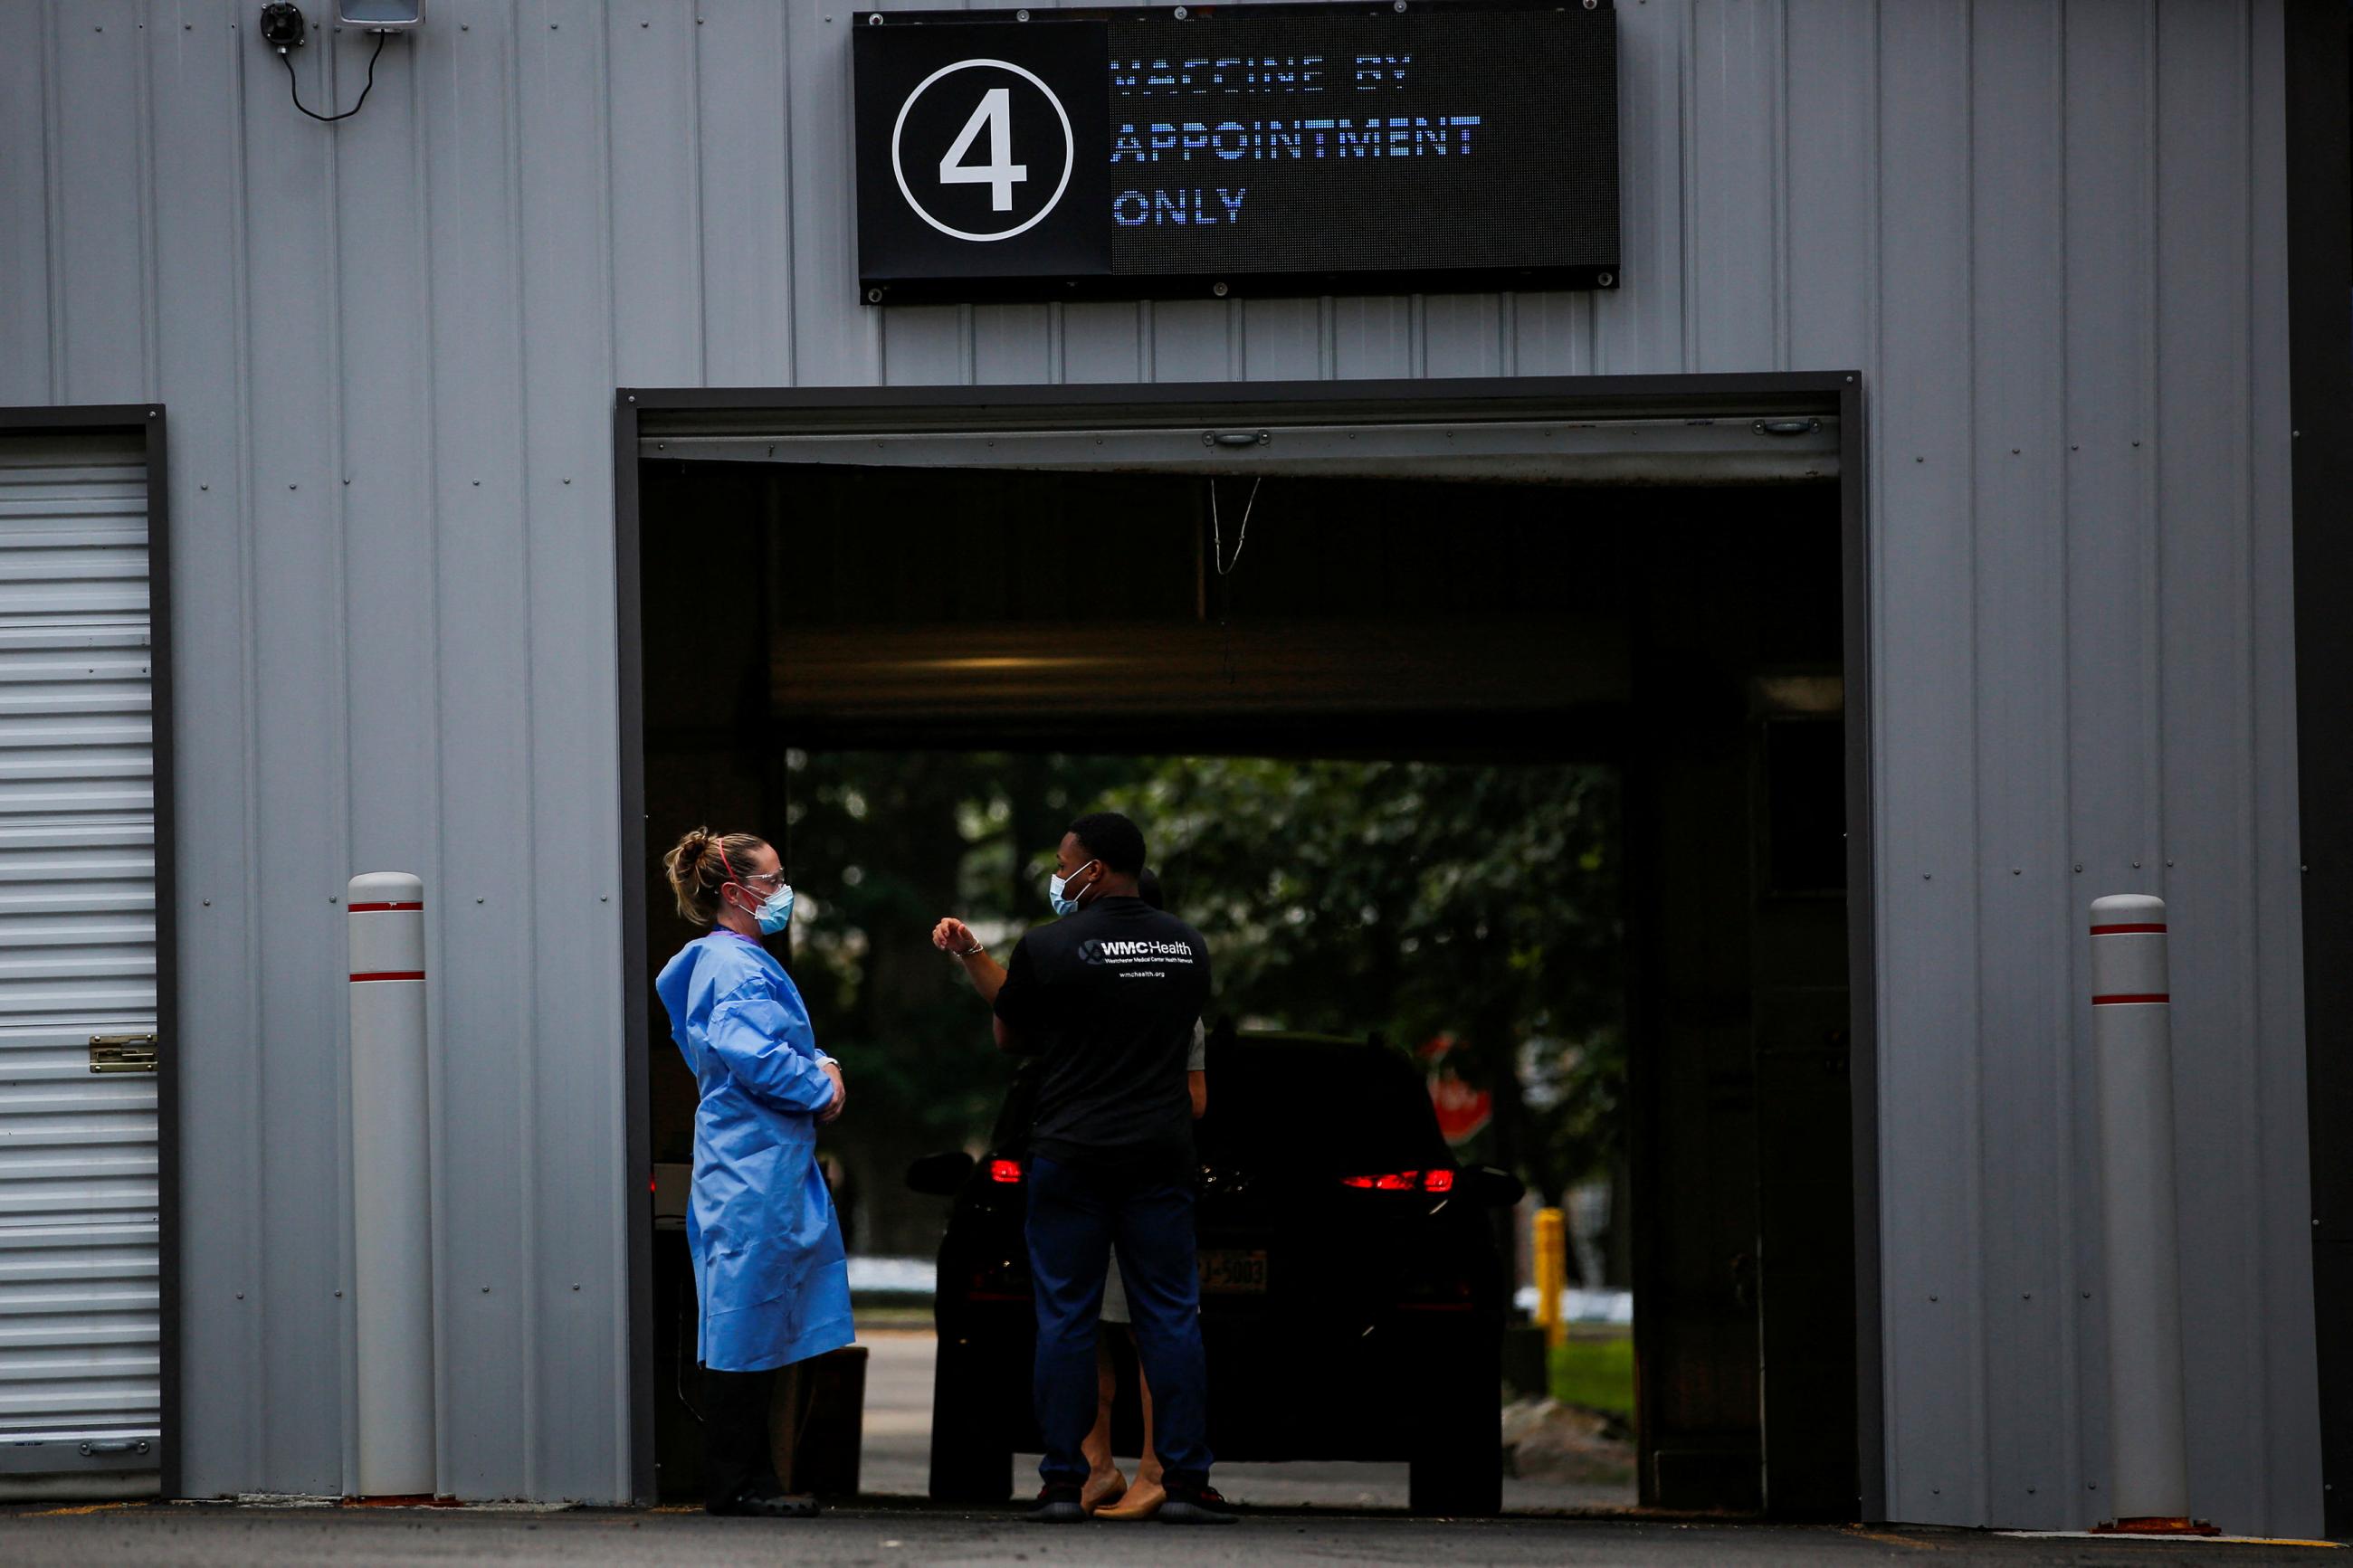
1548;1331;1634;1419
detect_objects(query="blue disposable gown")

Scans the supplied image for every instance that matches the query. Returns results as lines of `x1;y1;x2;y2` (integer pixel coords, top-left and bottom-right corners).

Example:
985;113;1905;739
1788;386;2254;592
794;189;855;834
654;929;854;1373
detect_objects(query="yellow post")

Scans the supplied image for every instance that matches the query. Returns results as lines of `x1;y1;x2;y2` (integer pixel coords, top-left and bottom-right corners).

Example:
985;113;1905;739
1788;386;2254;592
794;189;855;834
1533;1206;1567;1350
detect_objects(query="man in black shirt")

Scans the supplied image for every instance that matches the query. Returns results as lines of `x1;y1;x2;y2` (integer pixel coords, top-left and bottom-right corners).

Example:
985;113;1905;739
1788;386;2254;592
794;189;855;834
992;811;1235;1525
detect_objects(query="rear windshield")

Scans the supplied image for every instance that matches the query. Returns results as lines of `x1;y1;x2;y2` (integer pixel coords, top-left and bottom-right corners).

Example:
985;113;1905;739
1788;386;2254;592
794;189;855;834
1196;1040;1452;1174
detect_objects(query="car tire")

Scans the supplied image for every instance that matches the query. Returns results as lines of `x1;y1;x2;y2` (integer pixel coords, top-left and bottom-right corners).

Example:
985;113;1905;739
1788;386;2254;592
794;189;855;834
1407;1343;1504;1517
1409;1438;1504;1517
928;1338;1015;1505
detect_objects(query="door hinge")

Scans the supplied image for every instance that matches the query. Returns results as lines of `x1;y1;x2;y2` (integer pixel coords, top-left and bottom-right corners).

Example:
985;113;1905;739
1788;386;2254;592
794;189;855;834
89;1033;158;1074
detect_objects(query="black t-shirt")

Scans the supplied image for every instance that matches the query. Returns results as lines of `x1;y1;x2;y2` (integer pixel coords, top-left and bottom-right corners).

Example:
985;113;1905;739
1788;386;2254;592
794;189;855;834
993;895;1211;1174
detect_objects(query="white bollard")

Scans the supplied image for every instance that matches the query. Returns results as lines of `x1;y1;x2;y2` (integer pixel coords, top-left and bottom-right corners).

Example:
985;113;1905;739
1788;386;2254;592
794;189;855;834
2089;894;2204;1532
348;873;436;1497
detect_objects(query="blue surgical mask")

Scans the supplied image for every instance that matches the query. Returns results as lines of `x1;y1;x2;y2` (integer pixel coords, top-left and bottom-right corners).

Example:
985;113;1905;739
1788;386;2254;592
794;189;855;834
752;884;795;935
730;879;795;935
1047;860;1099;918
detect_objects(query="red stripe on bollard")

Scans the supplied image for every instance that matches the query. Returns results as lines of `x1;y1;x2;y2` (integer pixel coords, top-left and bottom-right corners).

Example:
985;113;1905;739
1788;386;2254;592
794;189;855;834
347;902;424;913
2092;993;2169;1005
2090;923;2167;935
350;971;426;983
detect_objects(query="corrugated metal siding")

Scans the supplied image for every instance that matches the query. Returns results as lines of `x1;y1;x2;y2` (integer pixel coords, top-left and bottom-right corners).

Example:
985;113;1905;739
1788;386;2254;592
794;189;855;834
0;0;2315;1530
0;436;160;1480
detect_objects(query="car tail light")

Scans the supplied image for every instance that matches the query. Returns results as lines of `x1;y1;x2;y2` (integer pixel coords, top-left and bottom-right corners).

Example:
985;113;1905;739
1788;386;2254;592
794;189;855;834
1340;1170;1454;1193
987;1158;1024;1184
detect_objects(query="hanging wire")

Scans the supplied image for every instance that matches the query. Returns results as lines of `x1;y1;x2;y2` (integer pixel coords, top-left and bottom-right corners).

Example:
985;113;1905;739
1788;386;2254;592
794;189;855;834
282;32;387;124
1210;477;1262;576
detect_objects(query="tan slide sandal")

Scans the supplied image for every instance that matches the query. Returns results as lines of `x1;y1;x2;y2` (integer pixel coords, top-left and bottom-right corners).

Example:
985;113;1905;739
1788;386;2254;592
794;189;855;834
1081;1467;1128;1516
1093;1477;1167;1520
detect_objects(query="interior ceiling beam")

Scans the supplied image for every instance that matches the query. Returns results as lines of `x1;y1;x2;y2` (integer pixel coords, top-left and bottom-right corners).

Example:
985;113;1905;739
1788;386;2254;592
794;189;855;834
773;616;1629;728
648;414;1838;487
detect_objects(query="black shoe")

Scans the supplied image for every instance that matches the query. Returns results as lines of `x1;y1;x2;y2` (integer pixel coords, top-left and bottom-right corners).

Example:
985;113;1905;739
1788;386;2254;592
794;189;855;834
1026;1481;1088;1524
707;1487;819;1518
1157;1480;1239;1525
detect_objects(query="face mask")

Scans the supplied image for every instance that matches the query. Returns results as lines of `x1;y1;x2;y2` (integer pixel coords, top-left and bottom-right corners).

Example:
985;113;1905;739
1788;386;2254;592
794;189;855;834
733;882;795;935
1048;860;1099;918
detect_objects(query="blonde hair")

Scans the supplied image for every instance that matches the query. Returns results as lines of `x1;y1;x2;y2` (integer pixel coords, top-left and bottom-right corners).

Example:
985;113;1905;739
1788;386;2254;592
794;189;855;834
662;826;766;927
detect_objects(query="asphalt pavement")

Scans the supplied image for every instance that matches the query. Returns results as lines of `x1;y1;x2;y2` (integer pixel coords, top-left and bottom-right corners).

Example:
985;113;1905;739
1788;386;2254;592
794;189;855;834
0;1503;2339;1567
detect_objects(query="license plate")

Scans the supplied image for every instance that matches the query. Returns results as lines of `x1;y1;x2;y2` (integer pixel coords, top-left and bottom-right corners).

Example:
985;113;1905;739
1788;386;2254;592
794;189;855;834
1197;1248;1269;1294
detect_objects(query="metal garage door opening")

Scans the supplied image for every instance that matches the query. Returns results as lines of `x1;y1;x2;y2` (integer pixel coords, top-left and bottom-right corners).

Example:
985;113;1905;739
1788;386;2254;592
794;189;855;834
616;377;1872;1518
0;413;176;1503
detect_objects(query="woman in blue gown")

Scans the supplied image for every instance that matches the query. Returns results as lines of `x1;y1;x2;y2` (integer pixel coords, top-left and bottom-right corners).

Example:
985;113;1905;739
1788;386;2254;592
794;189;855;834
656;826;854;1517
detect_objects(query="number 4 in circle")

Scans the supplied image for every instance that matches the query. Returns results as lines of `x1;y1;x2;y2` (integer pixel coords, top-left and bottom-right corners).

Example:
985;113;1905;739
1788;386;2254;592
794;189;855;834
939;88;1027;212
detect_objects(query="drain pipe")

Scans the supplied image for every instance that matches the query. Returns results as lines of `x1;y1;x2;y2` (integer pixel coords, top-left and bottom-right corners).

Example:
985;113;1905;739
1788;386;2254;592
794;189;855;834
2088;895;2214;1536
348;873;436;1497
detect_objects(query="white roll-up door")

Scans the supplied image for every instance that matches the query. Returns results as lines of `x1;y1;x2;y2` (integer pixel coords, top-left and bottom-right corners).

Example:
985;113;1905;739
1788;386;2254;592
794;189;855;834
0;432;160;1492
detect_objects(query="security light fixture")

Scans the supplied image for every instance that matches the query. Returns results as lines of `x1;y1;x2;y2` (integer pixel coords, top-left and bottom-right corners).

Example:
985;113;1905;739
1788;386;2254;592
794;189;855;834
259;2;395;124
338;0;424;30
257;2;307;50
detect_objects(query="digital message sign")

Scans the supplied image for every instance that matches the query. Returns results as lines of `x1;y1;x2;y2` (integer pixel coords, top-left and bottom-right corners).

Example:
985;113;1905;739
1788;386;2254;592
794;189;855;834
852;2;1619;303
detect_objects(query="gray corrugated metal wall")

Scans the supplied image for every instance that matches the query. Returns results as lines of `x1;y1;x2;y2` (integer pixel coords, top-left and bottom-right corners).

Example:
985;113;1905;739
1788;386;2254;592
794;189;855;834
0;0;2316;1532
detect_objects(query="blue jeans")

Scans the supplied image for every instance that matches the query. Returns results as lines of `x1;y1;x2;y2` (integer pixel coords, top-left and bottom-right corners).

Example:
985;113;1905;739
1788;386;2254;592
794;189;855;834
1024;1155;1214;1487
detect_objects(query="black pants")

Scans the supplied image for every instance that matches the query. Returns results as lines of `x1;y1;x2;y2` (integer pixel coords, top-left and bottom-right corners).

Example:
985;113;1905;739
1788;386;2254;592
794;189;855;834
701;1366;781;1506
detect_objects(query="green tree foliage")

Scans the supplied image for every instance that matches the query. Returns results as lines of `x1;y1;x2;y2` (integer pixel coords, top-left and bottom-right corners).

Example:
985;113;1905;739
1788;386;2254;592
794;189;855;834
780;750;1621;1251
1098;758;1624;1205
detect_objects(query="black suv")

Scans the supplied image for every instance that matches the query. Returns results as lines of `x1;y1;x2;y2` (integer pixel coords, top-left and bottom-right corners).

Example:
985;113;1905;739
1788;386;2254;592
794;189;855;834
906;1027;1524;1516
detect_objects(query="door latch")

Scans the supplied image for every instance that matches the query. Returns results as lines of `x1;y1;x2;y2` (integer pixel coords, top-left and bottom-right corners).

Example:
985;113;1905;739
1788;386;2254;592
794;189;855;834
89;1034;158;1074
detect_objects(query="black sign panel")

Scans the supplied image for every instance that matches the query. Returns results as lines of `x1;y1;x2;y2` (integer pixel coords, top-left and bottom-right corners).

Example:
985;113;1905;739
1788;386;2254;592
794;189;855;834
853;2;1619;303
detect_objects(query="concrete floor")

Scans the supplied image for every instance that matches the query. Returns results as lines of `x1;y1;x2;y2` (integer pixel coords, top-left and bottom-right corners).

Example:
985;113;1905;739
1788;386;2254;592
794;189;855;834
855;1326;1634;1511
5;1326;2333;1563
0;1504;2337;1567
